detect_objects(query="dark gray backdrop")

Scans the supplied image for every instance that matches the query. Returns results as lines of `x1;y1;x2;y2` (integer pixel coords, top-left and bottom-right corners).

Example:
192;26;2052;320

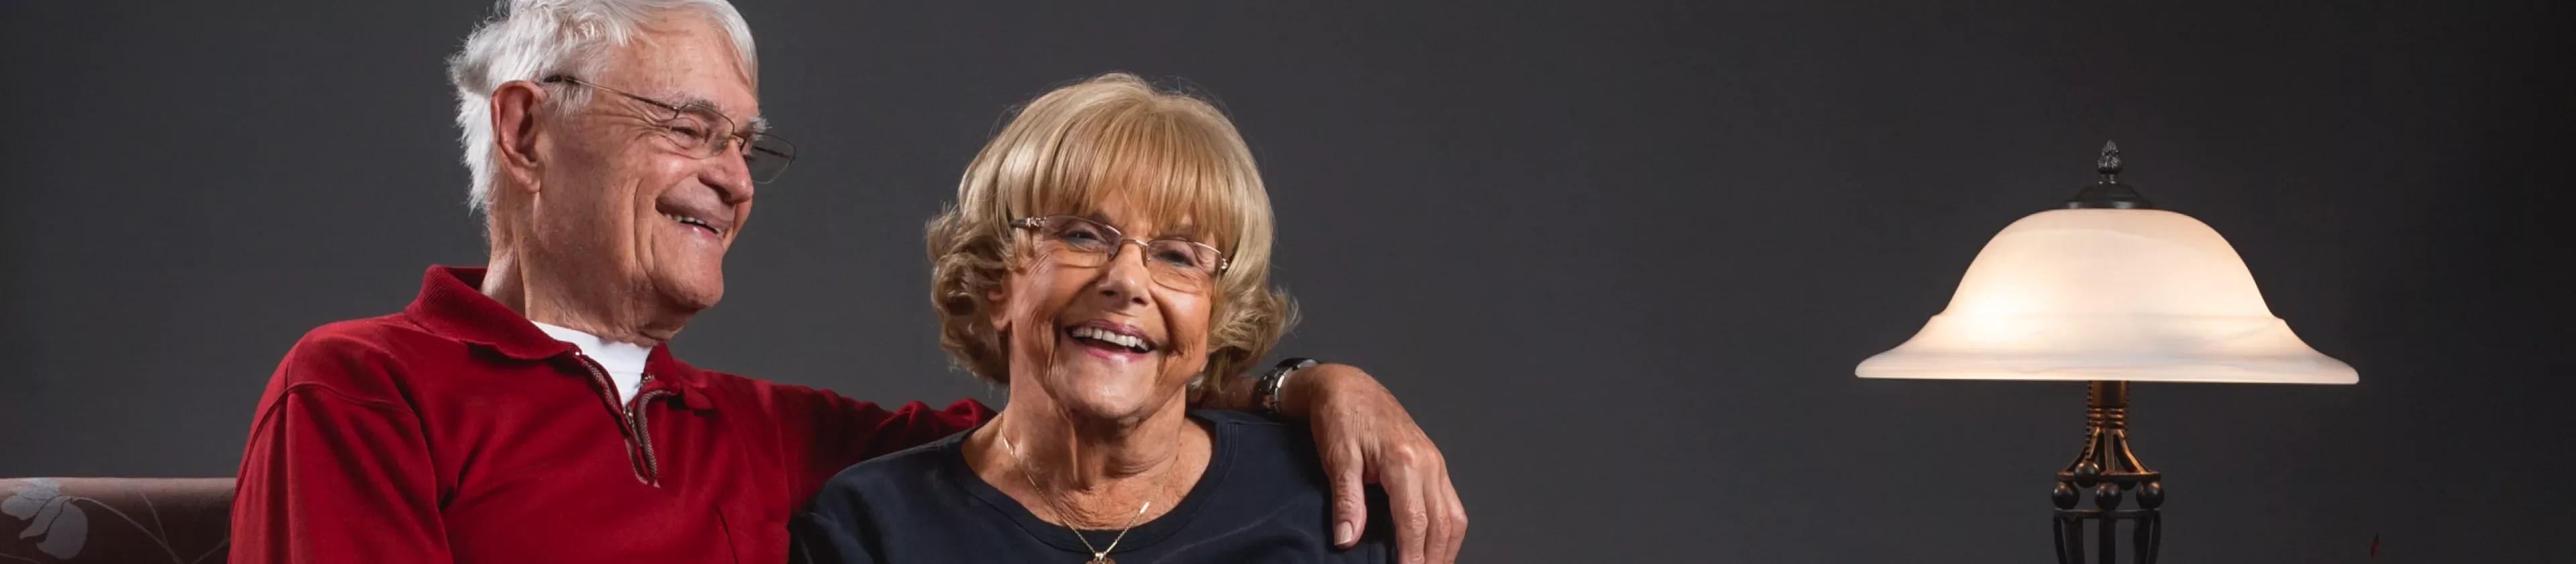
4;1;2570;561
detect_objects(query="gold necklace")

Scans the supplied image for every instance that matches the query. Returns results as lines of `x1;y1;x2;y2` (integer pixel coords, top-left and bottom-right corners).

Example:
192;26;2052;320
1000;434;1155;564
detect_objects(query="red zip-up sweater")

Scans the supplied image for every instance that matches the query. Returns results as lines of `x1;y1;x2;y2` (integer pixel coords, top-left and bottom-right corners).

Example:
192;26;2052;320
230;266;994;563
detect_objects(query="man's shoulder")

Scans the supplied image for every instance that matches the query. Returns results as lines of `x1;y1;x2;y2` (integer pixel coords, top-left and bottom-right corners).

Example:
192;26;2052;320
295;312;434;347
266;312;454;402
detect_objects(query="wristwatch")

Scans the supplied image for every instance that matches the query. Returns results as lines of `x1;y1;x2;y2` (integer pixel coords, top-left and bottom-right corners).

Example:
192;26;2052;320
1254;358;1319;416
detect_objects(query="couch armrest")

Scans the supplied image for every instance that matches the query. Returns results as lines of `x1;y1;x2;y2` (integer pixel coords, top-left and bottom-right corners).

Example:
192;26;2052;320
1;477;234;563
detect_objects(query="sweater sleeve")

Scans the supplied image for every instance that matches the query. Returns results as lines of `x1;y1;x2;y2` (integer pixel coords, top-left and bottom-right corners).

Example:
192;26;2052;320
229;340;451;563
757;384;995;505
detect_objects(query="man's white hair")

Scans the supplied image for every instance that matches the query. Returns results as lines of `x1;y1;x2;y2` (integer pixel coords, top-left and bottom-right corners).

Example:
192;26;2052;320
446;0;759;214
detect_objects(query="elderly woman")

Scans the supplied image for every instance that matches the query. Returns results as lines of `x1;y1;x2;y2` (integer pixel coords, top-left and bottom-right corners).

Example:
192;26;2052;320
797;73;1391;563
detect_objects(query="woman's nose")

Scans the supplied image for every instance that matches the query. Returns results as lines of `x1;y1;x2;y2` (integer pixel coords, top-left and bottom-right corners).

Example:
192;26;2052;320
1093;241;1156;306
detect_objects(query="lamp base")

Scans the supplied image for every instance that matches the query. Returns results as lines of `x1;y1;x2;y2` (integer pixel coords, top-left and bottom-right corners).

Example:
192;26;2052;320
2052;381;2164;564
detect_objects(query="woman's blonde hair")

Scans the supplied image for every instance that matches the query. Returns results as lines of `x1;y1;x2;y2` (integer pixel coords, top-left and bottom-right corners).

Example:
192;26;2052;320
927;73;1295;387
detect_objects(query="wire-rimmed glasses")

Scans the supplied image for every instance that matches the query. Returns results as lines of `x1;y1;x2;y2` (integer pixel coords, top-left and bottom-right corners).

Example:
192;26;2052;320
541;75;798;183
1010;215;1230;292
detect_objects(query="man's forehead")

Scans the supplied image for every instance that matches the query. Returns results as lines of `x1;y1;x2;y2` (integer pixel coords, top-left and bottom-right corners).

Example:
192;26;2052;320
658;89;765;128
602;77;767;132
603;18;763;128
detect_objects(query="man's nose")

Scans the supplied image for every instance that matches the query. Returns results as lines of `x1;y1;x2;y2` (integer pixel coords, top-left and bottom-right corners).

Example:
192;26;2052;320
704;144;756;204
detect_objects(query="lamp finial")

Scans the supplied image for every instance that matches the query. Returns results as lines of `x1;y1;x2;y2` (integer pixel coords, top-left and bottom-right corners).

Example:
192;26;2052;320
2062;140;2153;209
2097;140;2123;177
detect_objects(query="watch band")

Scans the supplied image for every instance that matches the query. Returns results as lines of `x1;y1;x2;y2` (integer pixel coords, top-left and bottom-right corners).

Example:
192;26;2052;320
1255;357;1319;416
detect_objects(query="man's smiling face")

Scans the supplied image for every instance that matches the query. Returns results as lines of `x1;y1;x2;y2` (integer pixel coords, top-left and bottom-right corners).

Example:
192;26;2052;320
527;11;761;327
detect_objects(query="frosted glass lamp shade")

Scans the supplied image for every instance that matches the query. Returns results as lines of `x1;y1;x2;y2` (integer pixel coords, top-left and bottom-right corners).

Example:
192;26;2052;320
1857;208;2356;384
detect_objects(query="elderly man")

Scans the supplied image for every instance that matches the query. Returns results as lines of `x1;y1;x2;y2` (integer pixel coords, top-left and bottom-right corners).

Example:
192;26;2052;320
227;1;1464;563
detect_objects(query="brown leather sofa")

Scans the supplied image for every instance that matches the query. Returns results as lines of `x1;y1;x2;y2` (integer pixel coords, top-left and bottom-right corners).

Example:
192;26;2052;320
0;477;233;563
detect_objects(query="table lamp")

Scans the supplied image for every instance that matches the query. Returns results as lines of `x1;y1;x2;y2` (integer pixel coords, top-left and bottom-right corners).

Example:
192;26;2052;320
1856;142;2357;564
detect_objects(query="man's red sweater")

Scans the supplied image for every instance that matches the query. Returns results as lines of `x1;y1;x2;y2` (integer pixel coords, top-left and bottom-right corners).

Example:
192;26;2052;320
229;266;993;563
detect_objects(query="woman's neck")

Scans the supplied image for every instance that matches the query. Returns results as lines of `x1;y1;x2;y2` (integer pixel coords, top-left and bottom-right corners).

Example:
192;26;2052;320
967;393;1211;529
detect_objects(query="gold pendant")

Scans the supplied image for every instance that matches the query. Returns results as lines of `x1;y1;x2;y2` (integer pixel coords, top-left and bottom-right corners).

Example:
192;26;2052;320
1090;557;1115;564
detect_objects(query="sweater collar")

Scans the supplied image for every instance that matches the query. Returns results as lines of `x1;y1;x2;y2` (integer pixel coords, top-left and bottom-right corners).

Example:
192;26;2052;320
405;265;570;361
402;265;716;410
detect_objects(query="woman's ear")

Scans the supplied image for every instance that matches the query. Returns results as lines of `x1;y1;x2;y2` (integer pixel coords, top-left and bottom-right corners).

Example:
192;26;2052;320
986;244;1028;332
986;285;1012;332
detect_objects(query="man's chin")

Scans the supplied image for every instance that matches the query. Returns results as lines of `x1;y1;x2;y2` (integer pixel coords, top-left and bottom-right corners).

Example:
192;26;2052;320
652;273;726;313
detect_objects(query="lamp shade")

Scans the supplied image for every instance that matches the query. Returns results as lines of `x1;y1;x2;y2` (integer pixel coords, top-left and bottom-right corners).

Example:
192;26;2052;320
1856;207;2356;384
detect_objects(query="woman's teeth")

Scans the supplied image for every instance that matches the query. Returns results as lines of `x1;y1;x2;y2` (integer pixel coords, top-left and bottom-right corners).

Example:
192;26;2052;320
1069;326;1153;353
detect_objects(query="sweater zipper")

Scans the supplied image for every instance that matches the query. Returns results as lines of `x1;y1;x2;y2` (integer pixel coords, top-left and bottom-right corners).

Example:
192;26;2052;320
574;354;672;486
629;377;676;486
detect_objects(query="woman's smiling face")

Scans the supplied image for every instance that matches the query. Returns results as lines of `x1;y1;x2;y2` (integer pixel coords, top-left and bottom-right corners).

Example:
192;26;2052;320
928;73;1287;399
996;188;1218;423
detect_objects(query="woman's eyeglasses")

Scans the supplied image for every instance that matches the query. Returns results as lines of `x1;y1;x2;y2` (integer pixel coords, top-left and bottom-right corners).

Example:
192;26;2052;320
1010;215;1230;292
541;75;798;183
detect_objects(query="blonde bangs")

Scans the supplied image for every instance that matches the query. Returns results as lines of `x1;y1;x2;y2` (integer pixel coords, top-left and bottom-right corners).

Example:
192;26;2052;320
1008;89;1268;266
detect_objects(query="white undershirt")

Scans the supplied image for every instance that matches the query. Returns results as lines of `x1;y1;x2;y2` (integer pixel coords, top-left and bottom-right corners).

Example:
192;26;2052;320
531;321;652;405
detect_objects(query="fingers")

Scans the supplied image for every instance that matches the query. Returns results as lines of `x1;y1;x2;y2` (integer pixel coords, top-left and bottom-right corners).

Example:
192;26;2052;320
1383;445;1434;564
1322;438;1371;549
1399;444;1462;564
1431;463;1466;563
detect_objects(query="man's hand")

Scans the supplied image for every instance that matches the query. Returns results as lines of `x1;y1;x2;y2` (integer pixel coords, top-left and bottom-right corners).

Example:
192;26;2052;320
1284;364;1466;564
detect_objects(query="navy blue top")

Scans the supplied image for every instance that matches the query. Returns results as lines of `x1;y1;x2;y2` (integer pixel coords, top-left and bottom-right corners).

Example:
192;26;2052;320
796;410;1389;563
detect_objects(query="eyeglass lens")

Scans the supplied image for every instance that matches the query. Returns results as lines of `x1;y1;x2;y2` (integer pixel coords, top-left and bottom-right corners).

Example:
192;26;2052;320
1042;217;1221;291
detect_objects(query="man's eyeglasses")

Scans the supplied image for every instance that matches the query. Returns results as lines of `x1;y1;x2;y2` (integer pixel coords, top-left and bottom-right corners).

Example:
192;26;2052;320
1010;215;1231;293
540;75;798;183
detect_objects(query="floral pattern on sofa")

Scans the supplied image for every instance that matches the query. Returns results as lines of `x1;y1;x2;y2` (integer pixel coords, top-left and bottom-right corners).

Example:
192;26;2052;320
0;477;231;564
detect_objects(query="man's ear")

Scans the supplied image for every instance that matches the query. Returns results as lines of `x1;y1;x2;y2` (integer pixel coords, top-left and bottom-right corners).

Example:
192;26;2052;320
490;81;549;193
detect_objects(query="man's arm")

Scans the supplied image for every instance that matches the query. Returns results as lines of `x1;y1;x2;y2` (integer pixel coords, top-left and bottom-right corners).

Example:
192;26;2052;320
232;358;451;563
765;385;995;504
1201;363;1468;564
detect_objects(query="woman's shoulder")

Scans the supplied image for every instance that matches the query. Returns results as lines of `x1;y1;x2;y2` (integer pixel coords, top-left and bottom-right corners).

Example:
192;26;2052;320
1190;410;1327;488
1195;410;1316;454
808;430;973;515
1181;410;1395;562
